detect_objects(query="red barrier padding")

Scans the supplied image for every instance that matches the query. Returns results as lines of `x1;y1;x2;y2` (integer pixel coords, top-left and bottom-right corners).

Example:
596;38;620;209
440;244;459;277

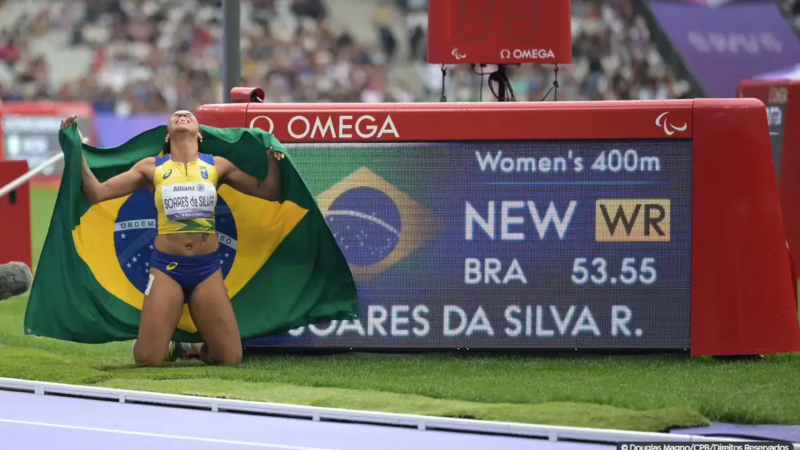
692;99;798;355
196;97;800;356
738;81;800;287
0;160;31;267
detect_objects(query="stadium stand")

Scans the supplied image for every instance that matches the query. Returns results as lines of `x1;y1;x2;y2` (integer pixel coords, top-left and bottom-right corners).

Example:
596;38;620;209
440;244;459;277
0;0;691;111
779;0;800;31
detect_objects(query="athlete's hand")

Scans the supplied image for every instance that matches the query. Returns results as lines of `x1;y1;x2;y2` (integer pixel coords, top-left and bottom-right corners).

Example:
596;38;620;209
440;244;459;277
267;146;285;161
60;115;85;142
60;115;77;130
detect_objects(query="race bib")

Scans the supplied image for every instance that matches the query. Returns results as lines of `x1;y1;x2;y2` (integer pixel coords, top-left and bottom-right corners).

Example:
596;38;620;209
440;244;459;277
161;182;217;221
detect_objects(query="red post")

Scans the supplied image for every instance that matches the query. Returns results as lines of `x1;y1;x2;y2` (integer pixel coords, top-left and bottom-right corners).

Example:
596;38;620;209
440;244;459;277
0;160;32;267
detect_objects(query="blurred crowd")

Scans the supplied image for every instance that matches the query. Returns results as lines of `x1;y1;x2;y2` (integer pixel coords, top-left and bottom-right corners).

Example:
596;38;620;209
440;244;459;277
780;0;800;31
0;0;703;112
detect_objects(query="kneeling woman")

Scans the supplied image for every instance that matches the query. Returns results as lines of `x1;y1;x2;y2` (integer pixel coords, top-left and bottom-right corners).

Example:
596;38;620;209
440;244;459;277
61;111;284;366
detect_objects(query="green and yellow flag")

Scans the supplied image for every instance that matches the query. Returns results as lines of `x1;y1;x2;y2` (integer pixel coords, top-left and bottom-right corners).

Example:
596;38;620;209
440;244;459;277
24;123;358;343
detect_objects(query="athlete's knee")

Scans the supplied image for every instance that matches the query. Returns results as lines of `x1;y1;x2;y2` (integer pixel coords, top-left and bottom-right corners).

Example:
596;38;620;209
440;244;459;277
215;354;243;366
134;353;167;367
208;345;242;366
133;342;168;367
215;350;242;366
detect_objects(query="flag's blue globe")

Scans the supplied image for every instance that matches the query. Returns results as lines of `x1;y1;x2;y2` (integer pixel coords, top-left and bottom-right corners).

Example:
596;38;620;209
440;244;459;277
325;187;402;267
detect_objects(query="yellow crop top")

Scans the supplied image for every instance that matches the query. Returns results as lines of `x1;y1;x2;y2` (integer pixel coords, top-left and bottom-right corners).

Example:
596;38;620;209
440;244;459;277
153;153;219;235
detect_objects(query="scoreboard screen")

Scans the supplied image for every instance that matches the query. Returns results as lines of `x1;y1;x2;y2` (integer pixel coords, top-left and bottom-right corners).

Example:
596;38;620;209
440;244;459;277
764;85;790;182
0;103;94;182
246;139;693;349
2;115;66;177
767;103;786;180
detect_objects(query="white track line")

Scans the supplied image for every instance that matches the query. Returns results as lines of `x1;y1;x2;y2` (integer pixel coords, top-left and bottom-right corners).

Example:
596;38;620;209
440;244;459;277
0;418;345;450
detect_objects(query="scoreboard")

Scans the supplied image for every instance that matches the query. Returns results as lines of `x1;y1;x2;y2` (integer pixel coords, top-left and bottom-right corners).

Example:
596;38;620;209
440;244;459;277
197;95;800;356
0;103;94;184
252;140;692;349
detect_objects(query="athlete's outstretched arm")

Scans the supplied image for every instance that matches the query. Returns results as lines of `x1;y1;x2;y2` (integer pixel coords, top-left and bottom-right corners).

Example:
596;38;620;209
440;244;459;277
61;115;153;205
81;157;153;205
216;147;284;201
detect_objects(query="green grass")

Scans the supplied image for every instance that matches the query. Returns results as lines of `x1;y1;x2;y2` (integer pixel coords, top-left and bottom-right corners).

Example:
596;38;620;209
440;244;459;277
1;188;799;432
31;187;57;270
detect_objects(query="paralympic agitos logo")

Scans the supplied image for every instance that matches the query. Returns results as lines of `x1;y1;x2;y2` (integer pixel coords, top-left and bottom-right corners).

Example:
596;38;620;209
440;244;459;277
655;112;688;136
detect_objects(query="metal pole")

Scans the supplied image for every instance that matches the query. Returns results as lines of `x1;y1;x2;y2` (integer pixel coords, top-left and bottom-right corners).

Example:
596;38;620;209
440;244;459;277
0;153;64;199
222;0;241;103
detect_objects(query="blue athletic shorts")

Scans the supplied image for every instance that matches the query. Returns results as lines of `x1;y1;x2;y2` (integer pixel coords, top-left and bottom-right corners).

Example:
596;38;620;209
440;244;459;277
149;249;220;302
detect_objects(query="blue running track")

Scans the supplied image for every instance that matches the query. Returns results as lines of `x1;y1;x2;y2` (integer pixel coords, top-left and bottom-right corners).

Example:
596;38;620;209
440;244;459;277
0;390;612;450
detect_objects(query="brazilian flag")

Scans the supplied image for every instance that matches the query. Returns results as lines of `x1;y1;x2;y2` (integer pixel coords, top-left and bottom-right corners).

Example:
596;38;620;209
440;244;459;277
24;122;358;343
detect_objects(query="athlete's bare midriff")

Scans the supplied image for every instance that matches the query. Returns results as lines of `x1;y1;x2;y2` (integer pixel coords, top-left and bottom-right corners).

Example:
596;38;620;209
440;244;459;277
154;233;219;256
145;161;220;257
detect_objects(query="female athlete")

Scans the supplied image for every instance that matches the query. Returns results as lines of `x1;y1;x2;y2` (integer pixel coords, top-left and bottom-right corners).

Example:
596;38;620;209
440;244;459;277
60;111;284;366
